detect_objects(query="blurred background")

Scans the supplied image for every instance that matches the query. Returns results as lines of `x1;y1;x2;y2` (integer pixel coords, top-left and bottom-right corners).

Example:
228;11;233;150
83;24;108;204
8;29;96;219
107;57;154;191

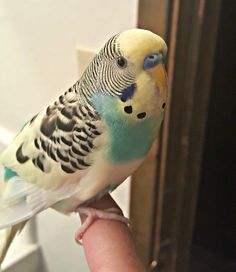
0;0;235;271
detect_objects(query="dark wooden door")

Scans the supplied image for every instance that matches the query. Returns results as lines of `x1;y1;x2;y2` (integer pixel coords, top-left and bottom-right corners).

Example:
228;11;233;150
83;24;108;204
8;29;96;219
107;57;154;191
190;1;236;271
130;1;222;271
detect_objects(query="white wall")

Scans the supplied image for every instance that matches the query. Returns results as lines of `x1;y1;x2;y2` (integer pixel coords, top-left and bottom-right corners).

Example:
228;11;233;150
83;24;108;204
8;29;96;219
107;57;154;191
0;1;138;271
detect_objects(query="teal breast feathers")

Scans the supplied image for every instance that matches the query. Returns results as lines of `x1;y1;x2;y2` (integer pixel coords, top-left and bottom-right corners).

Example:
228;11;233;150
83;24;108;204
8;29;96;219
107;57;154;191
91;94;162;162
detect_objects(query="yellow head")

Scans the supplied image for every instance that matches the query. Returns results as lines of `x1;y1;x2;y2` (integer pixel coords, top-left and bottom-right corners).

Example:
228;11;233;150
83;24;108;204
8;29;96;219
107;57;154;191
116;29;168;120
86;28;168;122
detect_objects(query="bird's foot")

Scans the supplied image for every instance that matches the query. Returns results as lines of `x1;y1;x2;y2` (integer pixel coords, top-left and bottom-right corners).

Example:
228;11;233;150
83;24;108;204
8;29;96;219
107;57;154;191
75;207;130;244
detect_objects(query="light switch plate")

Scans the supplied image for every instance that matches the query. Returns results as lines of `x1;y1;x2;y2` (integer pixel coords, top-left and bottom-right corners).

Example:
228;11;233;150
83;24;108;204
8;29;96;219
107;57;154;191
76;47;97;77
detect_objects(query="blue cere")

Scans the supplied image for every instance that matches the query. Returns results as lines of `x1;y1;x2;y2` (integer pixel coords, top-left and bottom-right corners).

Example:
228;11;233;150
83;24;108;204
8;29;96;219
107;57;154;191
143;53;163;70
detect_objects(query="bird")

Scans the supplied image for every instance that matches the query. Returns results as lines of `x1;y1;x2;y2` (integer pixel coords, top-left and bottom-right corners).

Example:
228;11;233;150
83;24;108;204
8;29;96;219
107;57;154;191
0;28;168;264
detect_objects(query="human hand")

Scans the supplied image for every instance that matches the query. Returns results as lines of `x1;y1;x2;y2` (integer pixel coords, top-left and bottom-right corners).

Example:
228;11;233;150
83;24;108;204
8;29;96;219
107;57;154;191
79;194;146;272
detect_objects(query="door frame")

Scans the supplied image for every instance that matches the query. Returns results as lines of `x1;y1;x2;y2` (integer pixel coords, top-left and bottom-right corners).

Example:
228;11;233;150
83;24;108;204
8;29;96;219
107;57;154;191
130;0;222;271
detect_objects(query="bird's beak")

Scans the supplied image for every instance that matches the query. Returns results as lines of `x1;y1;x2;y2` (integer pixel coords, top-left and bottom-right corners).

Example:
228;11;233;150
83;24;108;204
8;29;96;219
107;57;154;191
150;63;168;97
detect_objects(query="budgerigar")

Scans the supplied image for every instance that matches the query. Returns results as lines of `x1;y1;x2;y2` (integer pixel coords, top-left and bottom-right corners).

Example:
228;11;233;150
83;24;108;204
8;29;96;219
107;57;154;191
0;29;168;264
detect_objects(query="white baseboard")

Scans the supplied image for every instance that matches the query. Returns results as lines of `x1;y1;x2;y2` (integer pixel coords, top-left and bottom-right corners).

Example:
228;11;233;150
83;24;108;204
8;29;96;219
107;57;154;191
0;129;43;272
1;244;42;272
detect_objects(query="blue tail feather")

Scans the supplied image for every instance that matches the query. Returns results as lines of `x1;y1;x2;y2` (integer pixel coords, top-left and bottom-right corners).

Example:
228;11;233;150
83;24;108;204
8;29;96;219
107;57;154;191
3;167;18;182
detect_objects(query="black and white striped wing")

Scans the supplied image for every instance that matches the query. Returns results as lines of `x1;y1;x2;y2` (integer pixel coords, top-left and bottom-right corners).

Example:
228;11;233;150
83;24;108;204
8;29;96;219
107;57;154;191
30;90;102;175
0;87;104;228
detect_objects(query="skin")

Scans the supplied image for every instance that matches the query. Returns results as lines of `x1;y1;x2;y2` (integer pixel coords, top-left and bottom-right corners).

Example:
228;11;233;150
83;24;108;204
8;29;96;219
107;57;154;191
80;194;146;272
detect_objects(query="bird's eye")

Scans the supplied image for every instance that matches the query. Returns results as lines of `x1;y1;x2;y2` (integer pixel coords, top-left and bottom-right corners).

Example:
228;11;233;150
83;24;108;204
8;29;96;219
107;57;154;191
116;57;127;68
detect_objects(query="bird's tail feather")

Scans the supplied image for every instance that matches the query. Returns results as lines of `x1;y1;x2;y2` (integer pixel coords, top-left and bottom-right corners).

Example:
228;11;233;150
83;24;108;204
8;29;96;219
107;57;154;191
0;221;27;265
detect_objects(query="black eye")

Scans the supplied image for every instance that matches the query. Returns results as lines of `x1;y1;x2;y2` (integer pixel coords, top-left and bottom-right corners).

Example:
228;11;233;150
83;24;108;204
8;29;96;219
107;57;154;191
116;57;127;68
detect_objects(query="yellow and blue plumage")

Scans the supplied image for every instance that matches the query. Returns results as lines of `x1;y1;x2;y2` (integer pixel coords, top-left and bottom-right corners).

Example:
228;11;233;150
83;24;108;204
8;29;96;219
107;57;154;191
0;29;168;263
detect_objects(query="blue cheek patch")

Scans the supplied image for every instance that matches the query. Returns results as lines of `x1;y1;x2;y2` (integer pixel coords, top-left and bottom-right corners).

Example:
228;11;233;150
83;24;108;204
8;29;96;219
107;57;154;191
120;83;136;102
